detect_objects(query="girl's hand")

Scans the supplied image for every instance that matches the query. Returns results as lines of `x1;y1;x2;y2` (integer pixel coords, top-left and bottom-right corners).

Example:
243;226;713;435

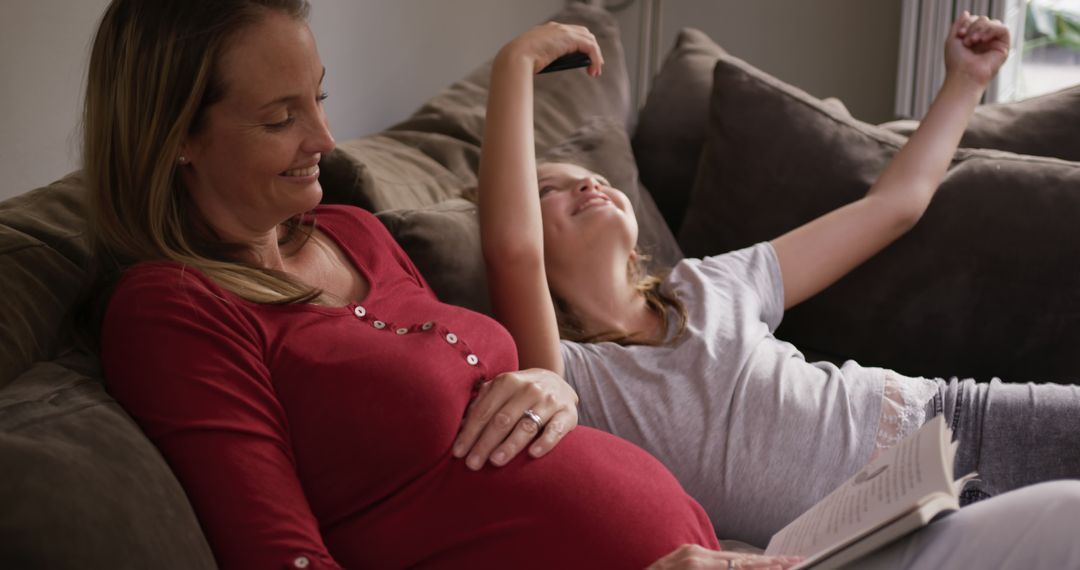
498;21;604;76
946;11;1010;87
647;545;804;570
452;368;579;470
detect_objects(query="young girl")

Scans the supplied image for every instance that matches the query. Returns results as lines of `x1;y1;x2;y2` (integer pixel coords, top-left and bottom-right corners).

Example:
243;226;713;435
472;13;1080;548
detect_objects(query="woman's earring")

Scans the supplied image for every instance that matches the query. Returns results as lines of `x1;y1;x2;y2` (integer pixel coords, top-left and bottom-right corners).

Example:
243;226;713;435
177;156;188;165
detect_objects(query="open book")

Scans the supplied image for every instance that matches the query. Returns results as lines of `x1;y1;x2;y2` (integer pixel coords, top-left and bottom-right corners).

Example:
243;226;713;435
764;415;976;569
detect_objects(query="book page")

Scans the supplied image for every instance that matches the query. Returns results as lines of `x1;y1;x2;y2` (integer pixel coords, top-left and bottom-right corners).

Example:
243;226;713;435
765;416;955;559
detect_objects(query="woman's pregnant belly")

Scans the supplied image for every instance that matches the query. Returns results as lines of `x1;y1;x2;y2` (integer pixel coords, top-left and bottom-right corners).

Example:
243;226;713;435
324;426;718;568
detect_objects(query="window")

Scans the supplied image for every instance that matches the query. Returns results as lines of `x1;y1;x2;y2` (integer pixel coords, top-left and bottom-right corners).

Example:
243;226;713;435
893;0;1080;118
1020;0;1080;98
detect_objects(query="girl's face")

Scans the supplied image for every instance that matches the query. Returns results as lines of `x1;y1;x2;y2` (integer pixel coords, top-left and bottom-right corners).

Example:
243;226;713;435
180;11;335;238
536;162;638;272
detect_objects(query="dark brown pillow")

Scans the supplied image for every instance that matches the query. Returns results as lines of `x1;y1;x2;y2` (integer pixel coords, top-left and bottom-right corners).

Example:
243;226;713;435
377;199;491;315
879;84;1080;162
632;28;725;234
632;28;849;235
680;52;1080;382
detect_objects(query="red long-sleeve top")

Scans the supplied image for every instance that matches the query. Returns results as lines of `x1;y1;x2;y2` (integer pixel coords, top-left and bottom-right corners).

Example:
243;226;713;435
101;205;717;569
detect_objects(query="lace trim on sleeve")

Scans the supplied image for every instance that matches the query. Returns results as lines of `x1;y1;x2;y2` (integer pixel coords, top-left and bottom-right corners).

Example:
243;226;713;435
869;372;940;462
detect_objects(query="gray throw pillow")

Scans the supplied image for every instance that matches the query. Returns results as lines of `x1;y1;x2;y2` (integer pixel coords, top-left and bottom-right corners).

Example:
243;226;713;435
680;51;1080;382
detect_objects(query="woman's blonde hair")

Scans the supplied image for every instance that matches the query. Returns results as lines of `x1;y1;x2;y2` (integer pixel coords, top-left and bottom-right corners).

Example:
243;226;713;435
84;0;319;306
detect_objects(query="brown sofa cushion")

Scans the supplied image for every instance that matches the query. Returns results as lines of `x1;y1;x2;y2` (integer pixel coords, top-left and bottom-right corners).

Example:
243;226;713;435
0;174;91;389
377;199;491;315
1;175;216;566
679;52;1080;382
377;117;681;316
0;359;215;569
319;132;467;212
879;84;1080;162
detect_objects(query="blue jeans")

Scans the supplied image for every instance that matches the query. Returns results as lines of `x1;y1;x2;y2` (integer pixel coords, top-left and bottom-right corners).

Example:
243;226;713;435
925;377;1080;504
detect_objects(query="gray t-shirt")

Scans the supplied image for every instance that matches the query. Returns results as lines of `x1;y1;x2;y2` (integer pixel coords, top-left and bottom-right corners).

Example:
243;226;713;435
561;243;886;547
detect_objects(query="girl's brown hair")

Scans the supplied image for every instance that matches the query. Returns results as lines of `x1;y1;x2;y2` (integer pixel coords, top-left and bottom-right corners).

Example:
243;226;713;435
552;250;688;346
84;0;321;306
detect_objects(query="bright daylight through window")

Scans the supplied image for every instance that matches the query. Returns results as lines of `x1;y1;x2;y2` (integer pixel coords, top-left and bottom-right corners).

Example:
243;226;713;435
1021;0;1080;97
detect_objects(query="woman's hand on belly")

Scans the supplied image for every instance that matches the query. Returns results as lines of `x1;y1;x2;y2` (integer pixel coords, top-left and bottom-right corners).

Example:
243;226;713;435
452;368;579;470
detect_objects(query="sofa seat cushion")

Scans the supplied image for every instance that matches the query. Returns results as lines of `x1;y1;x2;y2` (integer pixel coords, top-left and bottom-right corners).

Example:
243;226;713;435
679;52;1080;382
0;360;215;569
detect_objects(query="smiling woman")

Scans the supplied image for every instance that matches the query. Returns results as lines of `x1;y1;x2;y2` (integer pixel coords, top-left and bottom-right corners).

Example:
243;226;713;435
179;12;334;252
85;0;328;305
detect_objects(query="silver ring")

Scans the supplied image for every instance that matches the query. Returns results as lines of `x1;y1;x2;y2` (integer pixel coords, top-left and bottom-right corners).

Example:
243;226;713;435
521;409;543;429
727;559;736;570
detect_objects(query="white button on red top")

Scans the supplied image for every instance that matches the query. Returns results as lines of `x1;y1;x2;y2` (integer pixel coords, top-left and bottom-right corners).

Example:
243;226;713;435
373;320;386;330
445;333;458;344
353;306;366;318
293;556;310;569
421;321;434;330
466;354;479;366
395;327;409;335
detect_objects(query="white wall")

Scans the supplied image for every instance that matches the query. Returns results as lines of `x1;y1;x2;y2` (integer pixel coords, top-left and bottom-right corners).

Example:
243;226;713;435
613;0;903;124
0;0;111;201
0;0;563;201
309;0;564;150
0;0;901;201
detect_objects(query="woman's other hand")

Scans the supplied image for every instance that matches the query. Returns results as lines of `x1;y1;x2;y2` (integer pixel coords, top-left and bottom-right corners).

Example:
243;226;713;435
497;21;604;77
453;368;579;469
647;545;803;570
947;11;1010;87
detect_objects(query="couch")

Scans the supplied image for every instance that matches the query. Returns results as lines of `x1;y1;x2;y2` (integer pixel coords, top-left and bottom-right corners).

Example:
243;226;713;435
3;4;1080;567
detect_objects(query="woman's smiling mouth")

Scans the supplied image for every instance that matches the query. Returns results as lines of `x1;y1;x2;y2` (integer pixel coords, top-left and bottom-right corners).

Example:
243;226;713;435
281;165;319;177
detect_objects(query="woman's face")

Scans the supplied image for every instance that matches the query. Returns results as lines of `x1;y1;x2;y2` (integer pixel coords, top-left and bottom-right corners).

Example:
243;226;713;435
536;162;638;272
180;11;334;238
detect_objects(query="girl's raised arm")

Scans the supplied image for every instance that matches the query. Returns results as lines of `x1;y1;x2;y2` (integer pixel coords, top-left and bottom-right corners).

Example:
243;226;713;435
478;23;604;373
771;13;1010;309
